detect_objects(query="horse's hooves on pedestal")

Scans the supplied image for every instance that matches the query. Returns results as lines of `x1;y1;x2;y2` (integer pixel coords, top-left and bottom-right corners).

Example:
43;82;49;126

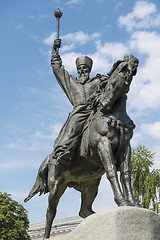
79;208;95;218
127;200;142;208
118;200;133;207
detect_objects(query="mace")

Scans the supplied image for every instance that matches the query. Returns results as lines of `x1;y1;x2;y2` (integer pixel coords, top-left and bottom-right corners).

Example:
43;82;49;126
54;8;63;39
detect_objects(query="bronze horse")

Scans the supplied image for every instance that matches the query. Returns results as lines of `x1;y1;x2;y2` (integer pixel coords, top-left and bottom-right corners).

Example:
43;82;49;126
25;55;139;239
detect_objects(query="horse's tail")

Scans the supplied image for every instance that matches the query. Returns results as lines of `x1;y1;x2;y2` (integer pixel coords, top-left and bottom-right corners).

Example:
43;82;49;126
24;174;44;202
24;154;51;202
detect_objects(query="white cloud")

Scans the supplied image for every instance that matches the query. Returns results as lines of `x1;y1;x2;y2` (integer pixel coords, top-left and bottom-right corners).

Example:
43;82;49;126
29;34;40;42
141;122;160;139
61;51;81;73
28;15;35;19
129;122;160;170
5;143;17;149
115;1;123;9
62;32;100;52
16;24;23;30
43;29;130;76
130;132;144;148
128;31;160;112
94;40;129;60
4;123;62;152
39;14;49;20
88;40;129;75
43;31;101;50
62;31;91;49
60;38;129;76
118;1;160;32
43;32;57;46
66;0;84;5
130;31;160;57
132;1;156;18
0;160;36;172
61;44;76;52
151;146;160;169
28;14;49;22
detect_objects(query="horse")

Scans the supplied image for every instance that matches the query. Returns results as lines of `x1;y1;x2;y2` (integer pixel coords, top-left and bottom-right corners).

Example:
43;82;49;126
24;54;139;239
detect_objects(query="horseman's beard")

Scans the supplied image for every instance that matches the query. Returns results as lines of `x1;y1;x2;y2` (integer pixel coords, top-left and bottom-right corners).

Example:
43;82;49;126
79;73;89;83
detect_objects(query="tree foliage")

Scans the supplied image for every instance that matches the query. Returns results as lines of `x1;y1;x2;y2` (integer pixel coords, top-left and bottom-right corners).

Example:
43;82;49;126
131;145;160;212
0;192;31;240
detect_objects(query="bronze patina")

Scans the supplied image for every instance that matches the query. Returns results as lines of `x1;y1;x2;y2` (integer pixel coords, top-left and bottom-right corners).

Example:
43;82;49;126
25;9;140;240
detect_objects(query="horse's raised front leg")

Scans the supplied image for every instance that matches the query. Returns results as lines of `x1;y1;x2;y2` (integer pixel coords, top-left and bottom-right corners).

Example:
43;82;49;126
120;143;139;206
98;136;131;206
79;178;101;218
43;165;67;239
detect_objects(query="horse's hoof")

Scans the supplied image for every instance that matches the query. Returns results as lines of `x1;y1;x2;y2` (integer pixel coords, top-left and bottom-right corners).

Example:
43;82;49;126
134;203;142;208
127;200;142;208
118;200;133;206
79;208;95;218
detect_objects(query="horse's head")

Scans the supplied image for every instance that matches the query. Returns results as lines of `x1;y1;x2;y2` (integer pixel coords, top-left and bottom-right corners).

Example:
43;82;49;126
99;54;139;113
109;54;139;88
124;54;139;77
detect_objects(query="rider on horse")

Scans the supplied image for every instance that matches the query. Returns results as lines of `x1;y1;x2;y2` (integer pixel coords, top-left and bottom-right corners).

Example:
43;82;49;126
25;50;139;240
51;38;109;167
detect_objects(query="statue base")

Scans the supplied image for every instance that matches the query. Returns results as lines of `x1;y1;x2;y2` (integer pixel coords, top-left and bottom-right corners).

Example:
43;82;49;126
50;206;160;240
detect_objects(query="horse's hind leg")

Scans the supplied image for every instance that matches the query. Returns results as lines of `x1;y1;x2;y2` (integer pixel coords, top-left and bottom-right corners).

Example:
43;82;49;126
43;165;67;239
79;178;101;218
98;137;131;206
120;144;139;206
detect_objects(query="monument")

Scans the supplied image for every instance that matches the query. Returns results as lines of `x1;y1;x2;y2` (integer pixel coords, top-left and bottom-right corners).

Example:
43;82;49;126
24;8;160;240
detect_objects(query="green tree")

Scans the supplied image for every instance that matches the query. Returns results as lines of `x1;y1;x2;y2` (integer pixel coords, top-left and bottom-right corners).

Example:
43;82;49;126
0;192;31;240
131;145;160;212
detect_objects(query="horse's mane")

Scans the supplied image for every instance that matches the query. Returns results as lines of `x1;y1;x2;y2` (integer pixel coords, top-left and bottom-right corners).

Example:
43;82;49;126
107;60;124;77
107;54;137;78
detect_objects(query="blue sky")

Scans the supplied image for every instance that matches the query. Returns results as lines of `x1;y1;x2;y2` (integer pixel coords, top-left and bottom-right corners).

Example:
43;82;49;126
1;0;160;224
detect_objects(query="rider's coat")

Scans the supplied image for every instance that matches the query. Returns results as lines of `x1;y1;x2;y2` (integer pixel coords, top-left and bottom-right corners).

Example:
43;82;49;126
51;53;105;159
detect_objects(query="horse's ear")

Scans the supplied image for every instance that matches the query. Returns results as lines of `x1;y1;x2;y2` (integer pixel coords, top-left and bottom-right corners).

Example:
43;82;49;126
130;54;134;59
124;55;129;62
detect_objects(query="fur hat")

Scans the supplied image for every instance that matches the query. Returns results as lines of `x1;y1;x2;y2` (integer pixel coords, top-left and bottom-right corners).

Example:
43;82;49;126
76;56;93;72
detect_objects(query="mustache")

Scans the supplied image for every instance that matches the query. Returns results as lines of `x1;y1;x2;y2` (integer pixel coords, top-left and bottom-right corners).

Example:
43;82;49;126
79;71;88;76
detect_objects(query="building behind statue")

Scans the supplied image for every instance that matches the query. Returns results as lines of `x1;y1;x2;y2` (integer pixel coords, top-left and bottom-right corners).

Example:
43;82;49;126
28;216;82;240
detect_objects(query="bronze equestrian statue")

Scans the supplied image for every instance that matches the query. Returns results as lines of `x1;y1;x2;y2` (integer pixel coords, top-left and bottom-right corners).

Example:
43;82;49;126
24;33;139;239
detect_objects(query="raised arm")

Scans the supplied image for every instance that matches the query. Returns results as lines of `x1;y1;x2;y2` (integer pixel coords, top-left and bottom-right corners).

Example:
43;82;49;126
51;38;74;105
51;38;62;67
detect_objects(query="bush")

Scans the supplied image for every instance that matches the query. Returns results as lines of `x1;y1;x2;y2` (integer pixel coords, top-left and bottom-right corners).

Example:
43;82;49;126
0;192;31;240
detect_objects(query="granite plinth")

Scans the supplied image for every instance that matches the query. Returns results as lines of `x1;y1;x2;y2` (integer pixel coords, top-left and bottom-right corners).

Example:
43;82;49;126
49;207;160;240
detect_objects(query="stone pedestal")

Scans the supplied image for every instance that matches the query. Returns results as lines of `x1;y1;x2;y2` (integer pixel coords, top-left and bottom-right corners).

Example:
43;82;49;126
50;207;160;240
